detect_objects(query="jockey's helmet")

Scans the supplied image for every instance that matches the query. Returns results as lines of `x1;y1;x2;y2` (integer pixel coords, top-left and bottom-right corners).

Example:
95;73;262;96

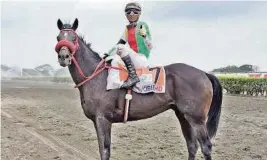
125;2;141;12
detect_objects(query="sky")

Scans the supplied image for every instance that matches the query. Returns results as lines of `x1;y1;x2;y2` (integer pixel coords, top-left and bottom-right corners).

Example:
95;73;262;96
1;0;267;72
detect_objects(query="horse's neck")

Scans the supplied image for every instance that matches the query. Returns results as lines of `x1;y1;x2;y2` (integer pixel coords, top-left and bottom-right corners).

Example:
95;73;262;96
68;39;102;85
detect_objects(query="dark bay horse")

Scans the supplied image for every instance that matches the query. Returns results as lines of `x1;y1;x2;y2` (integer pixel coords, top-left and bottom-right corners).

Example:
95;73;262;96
55;18;223;160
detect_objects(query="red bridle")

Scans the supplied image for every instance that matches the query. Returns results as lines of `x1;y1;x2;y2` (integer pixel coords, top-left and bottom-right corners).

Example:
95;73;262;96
55;29;79;55
55;29;121;88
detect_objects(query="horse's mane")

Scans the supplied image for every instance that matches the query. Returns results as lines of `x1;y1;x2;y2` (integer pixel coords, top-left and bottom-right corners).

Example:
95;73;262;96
78;34;102;60
61;22;102;60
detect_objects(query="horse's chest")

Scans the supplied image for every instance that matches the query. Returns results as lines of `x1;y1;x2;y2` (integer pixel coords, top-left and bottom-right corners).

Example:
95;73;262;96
81;99;97;120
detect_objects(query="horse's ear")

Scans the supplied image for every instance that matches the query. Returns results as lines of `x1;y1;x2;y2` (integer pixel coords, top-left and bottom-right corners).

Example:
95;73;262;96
57;19;63;30
72;18;79;31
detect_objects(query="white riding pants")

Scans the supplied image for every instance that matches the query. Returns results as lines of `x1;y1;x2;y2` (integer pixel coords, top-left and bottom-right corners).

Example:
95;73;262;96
106;44;149;89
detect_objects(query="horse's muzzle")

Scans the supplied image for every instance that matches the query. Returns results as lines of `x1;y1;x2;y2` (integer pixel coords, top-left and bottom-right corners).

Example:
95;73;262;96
58;47;72;67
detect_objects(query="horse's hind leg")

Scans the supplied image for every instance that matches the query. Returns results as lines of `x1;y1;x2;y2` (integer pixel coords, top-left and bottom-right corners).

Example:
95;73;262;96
195;124;212;160
174;109;198;160
185;115;212;160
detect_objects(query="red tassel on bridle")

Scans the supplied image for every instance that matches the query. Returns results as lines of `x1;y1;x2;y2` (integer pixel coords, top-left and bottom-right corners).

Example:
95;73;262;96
55;29;79;55
55;40;76;53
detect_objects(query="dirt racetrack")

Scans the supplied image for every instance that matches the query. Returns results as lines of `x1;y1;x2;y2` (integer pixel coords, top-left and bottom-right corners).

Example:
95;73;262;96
1;80;267;160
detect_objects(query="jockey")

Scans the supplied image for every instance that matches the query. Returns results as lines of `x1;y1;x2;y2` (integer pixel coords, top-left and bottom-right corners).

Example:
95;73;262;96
105;2;153;89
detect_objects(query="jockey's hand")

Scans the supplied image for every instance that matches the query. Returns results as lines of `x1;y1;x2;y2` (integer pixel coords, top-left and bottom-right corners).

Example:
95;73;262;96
102;53;109;59
139;25;146;37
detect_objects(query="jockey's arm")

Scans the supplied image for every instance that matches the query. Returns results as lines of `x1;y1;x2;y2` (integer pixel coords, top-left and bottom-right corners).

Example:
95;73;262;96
143;23;153;50
105;38;126;58
105;30;127;58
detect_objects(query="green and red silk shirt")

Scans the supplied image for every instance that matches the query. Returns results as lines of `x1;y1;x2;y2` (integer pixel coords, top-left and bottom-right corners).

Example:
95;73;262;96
108;21;152;59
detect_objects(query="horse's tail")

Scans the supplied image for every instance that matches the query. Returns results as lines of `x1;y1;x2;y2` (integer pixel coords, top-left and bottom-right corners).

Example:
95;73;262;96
205;73;223;139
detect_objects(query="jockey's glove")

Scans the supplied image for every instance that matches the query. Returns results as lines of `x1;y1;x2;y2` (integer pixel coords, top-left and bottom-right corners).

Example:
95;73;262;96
102;53;113;63
139;25;146;37
102;53;109;59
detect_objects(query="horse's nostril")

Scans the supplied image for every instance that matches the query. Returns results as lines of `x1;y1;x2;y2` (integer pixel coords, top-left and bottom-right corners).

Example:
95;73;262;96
66;55;69;59
58;55;61;59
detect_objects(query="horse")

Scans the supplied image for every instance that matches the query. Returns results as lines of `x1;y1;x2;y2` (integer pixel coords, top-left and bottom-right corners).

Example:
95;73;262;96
54;18;223;160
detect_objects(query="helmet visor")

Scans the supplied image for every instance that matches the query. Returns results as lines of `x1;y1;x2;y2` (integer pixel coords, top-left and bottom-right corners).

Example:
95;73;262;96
125;8;140;15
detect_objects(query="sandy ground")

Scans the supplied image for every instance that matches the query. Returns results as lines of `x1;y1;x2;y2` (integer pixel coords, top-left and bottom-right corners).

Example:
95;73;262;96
1;80;267;160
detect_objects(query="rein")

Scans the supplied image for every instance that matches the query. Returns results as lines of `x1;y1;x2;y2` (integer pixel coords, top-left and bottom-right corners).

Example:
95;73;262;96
55;29;122;88
74;59;121;88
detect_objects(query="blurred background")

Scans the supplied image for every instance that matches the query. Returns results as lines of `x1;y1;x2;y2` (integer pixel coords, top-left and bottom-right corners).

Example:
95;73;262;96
1;0;267;77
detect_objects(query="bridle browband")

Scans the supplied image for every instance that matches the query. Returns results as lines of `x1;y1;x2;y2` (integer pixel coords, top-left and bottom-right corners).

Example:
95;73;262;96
55;29;121;88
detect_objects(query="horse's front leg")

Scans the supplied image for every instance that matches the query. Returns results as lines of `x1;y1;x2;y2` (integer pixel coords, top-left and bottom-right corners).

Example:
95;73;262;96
94;115;112;160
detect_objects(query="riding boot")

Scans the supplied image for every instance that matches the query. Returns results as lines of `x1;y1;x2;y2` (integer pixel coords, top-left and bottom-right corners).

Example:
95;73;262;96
120;55;140;89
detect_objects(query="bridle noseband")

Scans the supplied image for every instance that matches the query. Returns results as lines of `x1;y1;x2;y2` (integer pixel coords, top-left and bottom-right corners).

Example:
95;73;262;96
55;29;79;56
